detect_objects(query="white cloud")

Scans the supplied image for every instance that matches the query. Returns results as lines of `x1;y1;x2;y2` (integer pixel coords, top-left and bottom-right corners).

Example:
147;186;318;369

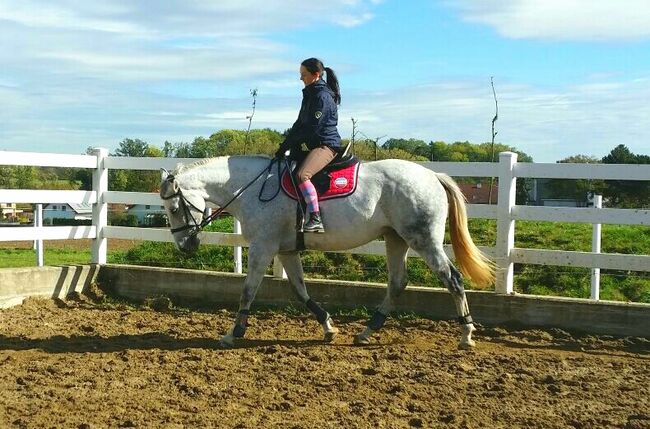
3;74;650;162
2;0;649;164
340;77;650;161
0;0;380;84
333;12;375;28
0;0;380;154
453;0;650;41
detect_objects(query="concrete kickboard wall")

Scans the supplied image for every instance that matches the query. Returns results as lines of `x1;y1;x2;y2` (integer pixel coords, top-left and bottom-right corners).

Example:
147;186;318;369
98;264;650;338
0;265;98;309
1;264;648;338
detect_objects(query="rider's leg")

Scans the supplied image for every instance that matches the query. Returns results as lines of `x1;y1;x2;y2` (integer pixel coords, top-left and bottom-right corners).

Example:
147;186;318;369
278;252;338;341
296;146;336;233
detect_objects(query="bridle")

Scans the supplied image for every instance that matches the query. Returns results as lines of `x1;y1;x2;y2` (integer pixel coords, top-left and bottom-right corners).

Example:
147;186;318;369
160;178;207;236
161;157;284;237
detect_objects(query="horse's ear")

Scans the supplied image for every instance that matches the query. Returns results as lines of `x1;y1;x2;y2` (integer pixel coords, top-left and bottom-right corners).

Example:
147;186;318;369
160;168;169;180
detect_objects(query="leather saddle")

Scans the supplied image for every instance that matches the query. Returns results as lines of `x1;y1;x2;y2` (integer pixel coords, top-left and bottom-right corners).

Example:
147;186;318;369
296;153;359;194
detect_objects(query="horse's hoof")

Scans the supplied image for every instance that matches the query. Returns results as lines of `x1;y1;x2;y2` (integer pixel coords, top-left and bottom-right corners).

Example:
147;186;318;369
323;327;339;343
353;334;371;346
458;339;476;350
219;335;235;348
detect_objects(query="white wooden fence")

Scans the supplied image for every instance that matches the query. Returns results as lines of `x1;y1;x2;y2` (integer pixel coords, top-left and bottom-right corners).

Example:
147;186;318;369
1;149;649;300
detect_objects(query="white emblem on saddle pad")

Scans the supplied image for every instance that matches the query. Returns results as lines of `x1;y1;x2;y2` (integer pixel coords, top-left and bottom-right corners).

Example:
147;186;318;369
334;177;348;188
315;111;322;119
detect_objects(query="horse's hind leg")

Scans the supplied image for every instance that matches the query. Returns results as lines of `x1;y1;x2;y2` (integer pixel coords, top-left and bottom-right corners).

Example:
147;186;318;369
415;243;476;349
354;230;409;345
278;252;338;342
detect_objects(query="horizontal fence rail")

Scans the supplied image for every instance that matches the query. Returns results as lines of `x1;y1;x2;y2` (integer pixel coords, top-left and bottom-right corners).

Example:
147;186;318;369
0;190;97;205
0;226;96;241
104;191;161;206
513;206;650;226
0;151;97;169
515;162;650;180
512;248;650;272
1;149;649;301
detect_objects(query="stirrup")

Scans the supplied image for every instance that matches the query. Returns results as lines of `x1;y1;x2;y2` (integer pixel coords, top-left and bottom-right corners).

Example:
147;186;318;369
303;212;325;233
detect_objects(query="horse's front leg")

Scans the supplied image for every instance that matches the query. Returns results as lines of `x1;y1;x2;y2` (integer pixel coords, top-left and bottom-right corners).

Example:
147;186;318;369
220;244;276;347
278;252;338;342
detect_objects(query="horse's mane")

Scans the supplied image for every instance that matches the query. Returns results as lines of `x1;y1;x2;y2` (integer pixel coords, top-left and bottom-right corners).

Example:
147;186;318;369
173;158;217;175
173;155;270;175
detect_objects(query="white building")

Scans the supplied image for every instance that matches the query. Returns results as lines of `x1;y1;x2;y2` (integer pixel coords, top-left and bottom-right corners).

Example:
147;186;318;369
126;204;167;226
0;203;23;220
42;203;92;222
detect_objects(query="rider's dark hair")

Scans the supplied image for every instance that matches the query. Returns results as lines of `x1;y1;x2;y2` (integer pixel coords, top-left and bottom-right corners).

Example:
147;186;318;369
301;57;341;105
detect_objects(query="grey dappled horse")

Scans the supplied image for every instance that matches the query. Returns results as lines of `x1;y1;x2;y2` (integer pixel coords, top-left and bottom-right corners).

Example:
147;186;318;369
160;156;494;348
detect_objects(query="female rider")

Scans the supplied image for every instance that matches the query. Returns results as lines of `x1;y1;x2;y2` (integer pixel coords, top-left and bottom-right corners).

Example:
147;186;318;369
275;58;342;233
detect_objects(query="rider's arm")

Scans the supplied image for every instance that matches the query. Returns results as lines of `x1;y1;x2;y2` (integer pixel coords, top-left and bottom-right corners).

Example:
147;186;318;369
306;92;335;145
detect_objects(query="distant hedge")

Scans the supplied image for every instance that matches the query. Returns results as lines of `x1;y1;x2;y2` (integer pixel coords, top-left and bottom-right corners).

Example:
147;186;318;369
51;218;92;226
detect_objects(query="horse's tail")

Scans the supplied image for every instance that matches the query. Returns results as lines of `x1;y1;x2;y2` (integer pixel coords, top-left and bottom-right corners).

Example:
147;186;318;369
436;172;495;288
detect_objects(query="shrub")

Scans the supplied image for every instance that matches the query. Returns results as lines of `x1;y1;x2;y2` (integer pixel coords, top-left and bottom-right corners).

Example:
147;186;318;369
52;218;92;226
110;213;138;227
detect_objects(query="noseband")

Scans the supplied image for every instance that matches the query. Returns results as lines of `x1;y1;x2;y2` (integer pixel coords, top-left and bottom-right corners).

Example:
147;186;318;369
161;175;206;236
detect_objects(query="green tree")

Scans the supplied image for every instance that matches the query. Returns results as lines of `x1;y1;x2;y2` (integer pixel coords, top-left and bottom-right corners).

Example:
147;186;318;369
0;166;38;189
109;138;163;192
602;144;637;164
601;144;650;208
114;138;149;157
382;138;429;158
542;155;605;203
162;141;175;157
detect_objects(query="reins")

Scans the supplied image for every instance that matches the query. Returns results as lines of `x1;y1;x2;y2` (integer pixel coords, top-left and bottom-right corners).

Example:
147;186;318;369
258;156;284;202
163;158;284;236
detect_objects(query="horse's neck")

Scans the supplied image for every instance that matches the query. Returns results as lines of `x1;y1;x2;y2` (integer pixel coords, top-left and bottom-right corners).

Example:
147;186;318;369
177;156;268;214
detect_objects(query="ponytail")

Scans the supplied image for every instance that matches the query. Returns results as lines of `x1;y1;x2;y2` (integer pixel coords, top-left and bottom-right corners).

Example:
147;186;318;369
301;57;341;105
324;67;341;105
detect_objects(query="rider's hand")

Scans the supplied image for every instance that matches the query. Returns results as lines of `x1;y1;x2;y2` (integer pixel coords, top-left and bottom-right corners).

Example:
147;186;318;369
274;147;290;159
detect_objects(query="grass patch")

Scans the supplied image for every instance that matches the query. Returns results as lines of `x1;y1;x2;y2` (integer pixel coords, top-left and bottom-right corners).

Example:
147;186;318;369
0;247;92;268
2;217;648;303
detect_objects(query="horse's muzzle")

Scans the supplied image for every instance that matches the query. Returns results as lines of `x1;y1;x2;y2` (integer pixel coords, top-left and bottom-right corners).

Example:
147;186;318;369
178;234;200;255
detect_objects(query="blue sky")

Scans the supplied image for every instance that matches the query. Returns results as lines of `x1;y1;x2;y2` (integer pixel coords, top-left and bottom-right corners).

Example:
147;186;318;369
2;0;650;162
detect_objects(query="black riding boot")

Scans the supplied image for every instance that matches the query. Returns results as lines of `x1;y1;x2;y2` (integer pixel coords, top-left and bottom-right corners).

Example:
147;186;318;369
303;211;325;233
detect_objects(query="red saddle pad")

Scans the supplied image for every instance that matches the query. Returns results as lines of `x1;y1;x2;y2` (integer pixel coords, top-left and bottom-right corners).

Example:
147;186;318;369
281;161;360;201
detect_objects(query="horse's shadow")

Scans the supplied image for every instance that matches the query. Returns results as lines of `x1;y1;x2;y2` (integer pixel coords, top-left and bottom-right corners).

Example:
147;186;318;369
0;333;331;354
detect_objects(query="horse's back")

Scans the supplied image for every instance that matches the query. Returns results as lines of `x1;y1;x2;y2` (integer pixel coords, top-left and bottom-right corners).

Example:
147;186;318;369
360;159;450;237
361;159;446;202
304;159;449;251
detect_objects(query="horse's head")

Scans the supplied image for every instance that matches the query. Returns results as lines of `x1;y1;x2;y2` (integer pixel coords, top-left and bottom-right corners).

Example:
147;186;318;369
160;169;206;255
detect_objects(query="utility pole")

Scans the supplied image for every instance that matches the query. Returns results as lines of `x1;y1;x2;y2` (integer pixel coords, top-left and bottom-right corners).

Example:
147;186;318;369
244;88;258;155
361;132;386;161
488;77;499;205
374;135;387;160
350;118;358;156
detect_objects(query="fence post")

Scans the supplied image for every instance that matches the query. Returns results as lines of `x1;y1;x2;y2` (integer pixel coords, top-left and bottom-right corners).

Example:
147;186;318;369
234;218;243;274
273;256;287;279
91;148;109;264
495;151;518;294
35;203;43;267
590;194;602;300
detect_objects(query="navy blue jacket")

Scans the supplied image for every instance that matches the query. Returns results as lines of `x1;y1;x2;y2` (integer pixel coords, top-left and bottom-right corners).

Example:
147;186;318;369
281;79;342;154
